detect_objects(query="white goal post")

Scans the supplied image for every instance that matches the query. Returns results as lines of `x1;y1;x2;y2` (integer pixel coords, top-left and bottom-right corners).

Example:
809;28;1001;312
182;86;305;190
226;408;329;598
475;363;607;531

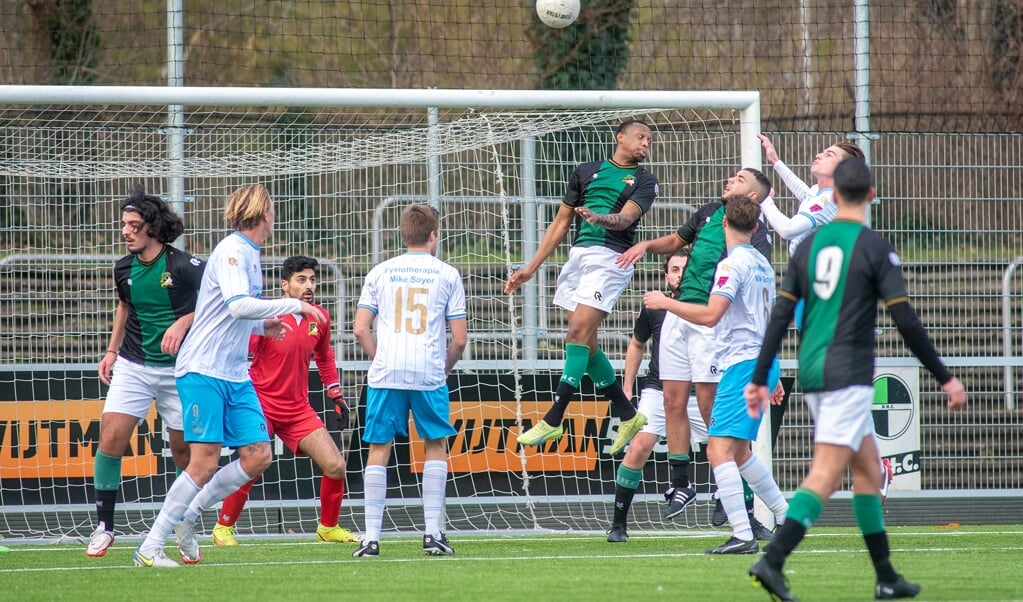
0;86;764;540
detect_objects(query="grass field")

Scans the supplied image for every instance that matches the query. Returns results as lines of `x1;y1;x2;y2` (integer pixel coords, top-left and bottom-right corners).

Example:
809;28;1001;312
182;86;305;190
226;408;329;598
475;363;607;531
3;525;1022;602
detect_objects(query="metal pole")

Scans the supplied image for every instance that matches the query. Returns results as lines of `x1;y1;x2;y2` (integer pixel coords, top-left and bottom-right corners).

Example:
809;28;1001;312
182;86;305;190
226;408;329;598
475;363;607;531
167;0;186;249
853;0;875;226
520;137;539;365
428;107;442;259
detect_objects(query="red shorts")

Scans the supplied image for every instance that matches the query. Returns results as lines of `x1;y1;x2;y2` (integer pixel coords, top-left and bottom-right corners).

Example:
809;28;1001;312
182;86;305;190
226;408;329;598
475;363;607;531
261;400;325;455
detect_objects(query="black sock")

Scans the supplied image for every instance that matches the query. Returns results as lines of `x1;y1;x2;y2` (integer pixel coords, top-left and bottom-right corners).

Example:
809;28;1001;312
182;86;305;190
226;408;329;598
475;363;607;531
764;518;806;569
613;486;636;526
669;458;691;489
864;531;899;582
597;382;637;421
543;381;577;427
96;489;117;530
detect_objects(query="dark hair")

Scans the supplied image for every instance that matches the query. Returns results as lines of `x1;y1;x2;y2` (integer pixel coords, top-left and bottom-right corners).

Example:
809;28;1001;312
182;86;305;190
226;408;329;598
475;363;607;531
740;167;772;201
723;194;760;233
833;157;874;204
400;204;440;247
281;255;318;281
615;119;650;136
663;247;690;273
835;142;865;161
120;184;185;244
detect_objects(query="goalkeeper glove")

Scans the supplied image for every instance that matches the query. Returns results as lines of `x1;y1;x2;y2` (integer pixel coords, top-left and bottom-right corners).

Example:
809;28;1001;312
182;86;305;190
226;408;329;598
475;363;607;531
327;386;350;430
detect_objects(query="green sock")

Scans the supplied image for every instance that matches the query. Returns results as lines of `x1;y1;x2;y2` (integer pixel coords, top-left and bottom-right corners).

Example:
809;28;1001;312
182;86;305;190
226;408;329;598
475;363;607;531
94;451;122;491
786;487;825;529
615;465;643;490
743;477;755;508
853;493;886;535
560;343;589;387
586;349;617;389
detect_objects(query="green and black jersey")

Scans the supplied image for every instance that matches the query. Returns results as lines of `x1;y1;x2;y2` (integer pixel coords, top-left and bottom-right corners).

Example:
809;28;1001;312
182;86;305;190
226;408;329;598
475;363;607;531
782;220;906;391
674;200;773;304
563;159;658;253
113;246;205;367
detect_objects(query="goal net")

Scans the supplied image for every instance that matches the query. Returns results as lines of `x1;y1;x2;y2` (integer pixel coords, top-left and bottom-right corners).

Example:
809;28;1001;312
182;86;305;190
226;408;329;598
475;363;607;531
0;87;762;540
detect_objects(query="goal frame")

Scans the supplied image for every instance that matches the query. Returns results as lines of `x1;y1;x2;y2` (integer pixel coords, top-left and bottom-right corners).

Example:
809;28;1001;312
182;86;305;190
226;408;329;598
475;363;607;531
0;86;767;536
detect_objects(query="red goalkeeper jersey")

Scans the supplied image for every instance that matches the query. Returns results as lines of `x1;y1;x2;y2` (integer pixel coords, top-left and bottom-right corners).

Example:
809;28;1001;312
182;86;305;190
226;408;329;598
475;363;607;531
248;305;340;411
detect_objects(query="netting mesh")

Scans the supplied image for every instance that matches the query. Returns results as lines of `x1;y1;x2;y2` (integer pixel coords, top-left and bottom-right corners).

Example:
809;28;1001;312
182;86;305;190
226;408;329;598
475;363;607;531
0;99;748;538
2;0;1022;131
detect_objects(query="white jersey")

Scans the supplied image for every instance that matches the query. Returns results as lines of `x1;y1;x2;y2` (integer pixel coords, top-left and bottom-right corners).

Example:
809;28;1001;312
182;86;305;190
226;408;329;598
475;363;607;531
175;232;300;381
358;251;466;390
708;244;776;370
785;185;837;255
762;160;838;256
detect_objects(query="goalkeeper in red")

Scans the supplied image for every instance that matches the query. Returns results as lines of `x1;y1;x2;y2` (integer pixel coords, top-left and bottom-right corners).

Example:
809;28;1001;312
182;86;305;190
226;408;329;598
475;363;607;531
210;256;356;545
746;157;967;601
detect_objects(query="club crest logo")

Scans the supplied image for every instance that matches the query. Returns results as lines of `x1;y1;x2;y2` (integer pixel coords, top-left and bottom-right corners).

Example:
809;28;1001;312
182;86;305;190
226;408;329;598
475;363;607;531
228;257;238;266
621;176;636;187
308;321;319;336
159;272;174;287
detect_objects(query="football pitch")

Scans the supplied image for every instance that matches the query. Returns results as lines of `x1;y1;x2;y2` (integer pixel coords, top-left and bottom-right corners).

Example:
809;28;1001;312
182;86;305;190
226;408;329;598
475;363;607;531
4;525;1022;602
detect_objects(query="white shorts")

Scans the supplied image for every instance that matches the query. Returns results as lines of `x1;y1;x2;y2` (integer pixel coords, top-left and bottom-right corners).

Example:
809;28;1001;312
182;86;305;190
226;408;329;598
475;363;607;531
804;386;875;451
104;357;184;431
658;312;721;383
553;246;634;314
637;388;708;450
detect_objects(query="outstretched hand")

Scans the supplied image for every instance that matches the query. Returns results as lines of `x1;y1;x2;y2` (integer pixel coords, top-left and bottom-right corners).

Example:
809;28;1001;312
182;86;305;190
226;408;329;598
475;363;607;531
505;266;535;295
616;243;647;268
758;134;780;166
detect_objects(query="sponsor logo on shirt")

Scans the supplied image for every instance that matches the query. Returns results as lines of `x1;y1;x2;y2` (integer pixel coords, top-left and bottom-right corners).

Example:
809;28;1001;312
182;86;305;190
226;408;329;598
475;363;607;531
715;276;729;288
809;204;824;212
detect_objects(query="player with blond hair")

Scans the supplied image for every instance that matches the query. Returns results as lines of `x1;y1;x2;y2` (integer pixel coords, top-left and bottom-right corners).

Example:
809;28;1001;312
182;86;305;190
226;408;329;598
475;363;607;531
133;184;327;568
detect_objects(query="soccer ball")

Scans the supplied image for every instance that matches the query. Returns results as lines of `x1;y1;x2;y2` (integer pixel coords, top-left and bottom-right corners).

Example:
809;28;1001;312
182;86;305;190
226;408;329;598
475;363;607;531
535;0;580;29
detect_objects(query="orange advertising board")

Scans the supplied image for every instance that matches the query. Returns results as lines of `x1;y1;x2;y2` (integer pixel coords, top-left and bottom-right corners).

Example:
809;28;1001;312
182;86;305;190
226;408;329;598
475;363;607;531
0;400;159;478
408;400;609;473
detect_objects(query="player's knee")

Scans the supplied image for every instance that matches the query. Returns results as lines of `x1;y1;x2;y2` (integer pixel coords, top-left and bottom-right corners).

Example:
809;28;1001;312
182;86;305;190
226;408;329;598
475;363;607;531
322;458;346;480
239;443;273;476
170;445;190;471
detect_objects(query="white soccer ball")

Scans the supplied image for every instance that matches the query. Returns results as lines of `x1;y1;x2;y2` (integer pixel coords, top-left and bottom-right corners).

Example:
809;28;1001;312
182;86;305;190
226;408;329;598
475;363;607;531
535;0;580;29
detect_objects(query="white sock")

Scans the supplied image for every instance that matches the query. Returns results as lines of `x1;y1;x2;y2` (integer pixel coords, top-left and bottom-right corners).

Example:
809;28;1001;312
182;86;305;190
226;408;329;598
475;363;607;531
422;460;448;537
363;465;387;542
140;472;201;553
713;461;753;540
183;459;250;523
738;455;790;524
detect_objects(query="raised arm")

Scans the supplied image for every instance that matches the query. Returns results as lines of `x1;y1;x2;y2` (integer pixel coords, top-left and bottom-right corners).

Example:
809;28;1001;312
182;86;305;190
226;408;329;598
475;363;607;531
505;203;575;294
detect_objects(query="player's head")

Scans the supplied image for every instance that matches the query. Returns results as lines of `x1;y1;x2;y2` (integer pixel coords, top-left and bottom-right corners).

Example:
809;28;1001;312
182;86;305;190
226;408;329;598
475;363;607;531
400;204;440;253
811;142;864;180
833;157;875;206
663;248;690;295
225;184;274;235
722;194;760;234
613;119;652;165
281;255;318;302
722;168;771;202
119;184;185;255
